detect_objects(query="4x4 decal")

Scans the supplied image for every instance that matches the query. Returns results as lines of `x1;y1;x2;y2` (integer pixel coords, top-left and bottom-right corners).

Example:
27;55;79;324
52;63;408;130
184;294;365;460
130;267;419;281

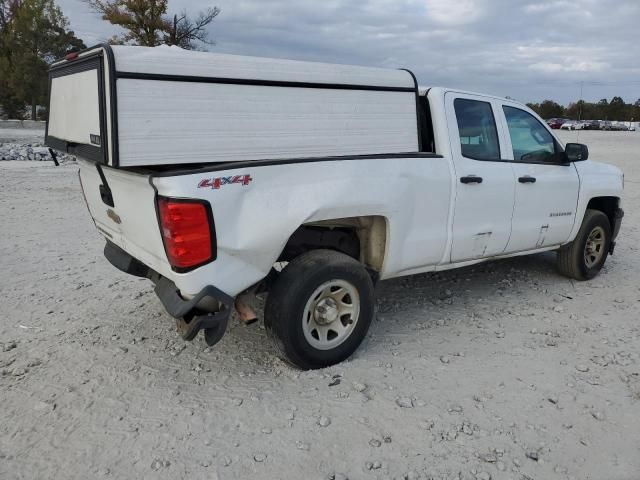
198;174;252;190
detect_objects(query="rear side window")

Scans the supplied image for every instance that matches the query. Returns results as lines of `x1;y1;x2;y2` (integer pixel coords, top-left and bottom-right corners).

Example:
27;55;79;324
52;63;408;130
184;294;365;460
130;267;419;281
503;106;557;163
454;98;501;161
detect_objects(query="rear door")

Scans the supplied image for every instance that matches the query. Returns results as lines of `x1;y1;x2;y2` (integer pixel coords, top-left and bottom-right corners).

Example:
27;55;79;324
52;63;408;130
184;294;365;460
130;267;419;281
498;104;579;252
445;92;516;262
46;51;108;163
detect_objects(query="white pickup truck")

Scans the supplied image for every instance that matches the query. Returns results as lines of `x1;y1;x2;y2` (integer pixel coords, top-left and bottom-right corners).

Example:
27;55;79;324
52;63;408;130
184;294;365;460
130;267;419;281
46;45;624;369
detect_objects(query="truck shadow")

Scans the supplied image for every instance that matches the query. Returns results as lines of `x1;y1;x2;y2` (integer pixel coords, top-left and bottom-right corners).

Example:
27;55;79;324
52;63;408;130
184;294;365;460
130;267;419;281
375;251;561;312
221;251;579;365
358;251;575;357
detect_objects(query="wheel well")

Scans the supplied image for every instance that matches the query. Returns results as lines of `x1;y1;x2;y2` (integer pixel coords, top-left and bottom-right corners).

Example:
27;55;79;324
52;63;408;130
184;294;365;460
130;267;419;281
278;216;388;272
586;196;619;230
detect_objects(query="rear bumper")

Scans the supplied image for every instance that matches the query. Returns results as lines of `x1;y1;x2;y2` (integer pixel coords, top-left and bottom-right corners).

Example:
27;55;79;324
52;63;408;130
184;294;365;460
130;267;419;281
104;241;233;345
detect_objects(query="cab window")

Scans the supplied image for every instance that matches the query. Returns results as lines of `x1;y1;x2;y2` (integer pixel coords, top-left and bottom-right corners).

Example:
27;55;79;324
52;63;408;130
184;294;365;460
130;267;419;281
503;106;558;163
454;98;501;161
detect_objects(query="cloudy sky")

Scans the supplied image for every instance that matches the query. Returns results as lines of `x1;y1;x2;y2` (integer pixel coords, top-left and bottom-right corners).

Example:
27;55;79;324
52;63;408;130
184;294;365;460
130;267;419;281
58;0;640;104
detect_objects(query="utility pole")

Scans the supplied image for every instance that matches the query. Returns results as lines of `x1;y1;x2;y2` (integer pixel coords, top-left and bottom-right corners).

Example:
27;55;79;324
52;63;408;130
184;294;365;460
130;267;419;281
577;81;584;142
578;81;584;121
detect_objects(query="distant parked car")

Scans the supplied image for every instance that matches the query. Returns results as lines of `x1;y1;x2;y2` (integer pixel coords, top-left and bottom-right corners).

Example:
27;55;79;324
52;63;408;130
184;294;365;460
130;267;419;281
601;121;613;130
610;122;628;131
547;118;568;129
561;121;584;130
628;124;636;131
582;120;601;130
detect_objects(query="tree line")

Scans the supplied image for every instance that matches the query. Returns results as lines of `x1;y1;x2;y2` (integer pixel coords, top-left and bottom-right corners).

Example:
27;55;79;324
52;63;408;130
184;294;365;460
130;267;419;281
527;97;640;122
1;0;85;119
0;0;218;120
2;1;638;123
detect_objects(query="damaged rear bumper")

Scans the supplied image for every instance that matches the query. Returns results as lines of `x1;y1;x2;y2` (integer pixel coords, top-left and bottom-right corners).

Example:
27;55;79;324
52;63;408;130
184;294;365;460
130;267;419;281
104;241;233;346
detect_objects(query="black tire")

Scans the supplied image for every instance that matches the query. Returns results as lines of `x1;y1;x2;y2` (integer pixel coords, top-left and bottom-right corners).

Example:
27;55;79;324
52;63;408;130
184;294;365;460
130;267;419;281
264;249;375;369
557;209;611;280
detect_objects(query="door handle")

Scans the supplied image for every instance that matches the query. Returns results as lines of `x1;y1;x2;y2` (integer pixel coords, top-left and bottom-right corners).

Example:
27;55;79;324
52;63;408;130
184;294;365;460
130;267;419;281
460;175;483;184
518;176;536;183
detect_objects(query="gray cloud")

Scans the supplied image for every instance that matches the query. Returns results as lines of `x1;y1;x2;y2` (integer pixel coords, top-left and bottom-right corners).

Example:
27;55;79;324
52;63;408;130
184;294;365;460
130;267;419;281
59;0;640;104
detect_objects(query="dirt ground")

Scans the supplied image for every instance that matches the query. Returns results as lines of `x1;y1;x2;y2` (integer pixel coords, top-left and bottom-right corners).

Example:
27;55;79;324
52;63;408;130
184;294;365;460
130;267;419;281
1;130;639;480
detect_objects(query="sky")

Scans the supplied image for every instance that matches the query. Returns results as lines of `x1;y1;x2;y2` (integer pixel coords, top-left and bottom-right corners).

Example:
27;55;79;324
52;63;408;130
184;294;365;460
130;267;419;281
58;0;640;105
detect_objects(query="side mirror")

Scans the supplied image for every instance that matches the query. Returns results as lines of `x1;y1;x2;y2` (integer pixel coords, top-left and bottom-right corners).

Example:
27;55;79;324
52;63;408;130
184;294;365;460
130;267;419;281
565;143;589;162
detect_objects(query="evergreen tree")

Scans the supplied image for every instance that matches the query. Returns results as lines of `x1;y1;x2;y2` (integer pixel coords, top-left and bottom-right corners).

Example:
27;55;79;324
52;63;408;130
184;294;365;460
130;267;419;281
0;0;85;119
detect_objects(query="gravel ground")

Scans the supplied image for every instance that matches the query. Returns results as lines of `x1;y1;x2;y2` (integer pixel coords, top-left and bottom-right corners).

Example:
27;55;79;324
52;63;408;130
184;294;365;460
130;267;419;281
0;130;639;480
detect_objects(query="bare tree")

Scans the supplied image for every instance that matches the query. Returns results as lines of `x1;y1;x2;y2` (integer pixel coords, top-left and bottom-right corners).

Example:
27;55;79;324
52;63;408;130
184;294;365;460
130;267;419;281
164;7;219;50
84;0;219;49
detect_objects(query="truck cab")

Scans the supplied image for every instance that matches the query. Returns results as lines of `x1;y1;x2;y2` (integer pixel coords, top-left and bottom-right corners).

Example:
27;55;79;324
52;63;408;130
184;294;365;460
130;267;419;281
424;87;620;261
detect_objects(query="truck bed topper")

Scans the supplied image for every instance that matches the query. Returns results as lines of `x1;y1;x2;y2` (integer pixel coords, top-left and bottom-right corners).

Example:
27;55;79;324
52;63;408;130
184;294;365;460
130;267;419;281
46;45;423;168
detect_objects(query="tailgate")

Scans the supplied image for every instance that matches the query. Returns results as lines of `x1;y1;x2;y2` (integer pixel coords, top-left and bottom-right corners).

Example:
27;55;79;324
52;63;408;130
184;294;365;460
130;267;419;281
78;159;172;278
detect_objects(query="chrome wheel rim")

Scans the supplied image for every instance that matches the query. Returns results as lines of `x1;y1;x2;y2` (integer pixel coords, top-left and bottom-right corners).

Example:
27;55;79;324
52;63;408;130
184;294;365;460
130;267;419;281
584;226;606;268
302;279;360;351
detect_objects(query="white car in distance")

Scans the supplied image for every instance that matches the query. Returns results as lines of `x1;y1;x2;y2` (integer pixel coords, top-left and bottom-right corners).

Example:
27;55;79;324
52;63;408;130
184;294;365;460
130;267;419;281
561;121;585;130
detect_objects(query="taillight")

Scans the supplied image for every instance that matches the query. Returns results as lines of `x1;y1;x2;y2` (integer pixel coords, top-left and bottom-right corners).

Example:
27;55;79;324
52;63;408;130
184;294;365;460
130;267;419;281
157;197;215;271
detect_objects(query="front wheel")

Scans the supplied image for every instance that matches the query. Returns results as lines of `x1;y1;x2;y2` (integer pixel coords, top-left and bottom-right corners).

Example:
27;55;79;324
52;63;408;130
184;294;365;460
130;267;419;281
557;209;611;280
264;249;375;369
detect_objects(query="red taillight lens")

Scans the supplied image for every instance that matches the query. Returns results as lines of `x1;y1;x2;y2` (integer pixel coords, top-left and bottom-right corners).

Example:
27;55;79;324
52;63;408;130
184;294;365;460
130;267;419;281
157;197;214;271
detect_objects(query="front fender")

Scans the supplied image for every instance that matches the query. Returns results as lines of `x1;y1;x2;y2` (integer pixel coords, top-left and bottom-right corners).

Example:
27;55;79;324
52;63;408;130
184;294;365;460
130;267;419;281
568;160;624;242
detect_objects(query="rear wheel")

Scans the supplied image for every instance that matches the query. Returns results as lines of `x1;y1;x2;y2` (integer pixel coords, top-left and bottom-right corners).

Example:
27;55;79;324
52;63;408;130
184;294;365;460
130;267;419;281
557;209;611;280
264;249;375;369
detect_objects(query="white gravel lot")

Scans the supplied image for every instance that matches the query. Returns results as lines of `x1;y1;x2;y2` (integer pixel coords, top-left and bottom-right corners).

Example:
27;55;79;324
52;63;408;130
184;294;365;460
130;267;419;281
0;130;639;480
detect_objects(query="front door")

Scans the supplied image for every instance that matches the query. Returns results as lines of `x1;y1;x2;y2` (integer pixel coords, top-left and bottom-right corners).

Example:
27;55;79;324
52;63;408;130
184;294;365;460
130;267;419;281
445;92;516;262
498;104;580;253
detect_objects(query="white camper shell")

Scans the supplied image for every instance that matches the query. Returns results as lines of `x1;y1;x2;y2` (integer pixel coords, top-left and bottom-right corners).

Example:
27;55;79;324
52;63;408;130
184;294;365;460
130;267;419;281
46;45;421;168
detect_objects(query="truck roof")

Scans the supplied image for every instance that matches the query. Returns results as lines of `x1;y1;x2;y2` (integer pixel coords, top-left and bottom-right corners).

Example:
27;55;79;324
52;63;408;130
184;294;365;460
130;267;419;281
420;86;526;107
108;45;416;90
